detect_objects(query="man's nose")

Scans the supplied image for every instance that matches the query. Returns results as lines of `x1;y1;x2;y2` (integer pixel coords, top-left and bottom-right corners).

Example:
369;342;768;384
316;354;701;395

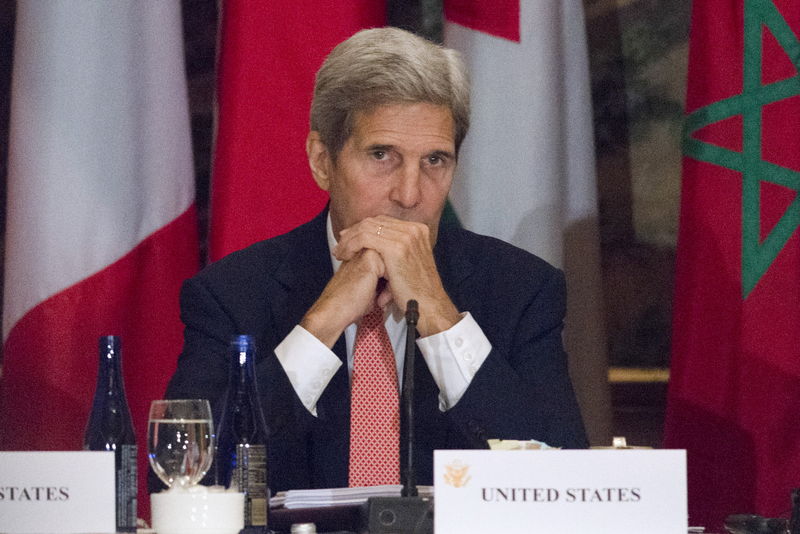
390;163;422;209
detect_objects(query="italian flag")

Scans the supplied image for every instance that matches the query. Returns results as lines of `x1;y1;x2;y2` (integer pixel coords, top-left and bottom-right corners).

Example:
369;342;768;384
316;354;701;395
209;1;386;260
0;1;199;519
444;0;610;444
664;0;800;528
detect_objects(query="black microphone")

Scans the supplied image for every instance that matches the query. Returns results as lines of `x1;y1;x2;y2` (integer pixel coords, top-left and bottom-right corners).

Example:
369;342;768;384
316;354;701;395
401;299;419;498
359;299;432;534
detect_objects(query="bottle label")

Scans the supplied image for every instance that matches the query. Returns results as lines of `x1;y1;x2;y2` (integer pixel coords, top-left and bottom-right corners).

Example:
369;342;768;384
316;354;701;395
233;443;268;527
117;444;137;532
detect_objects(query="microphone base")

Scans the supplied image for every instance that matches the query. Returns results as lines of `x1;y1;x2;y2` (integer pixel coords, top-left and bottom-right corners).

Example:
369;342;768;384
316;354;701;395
358;496;433;534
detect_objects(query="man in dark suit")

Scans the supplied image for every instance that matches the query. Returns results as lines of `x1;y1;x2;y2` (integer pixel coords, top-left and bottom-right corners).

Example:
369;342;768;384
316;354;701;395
166;27;587;492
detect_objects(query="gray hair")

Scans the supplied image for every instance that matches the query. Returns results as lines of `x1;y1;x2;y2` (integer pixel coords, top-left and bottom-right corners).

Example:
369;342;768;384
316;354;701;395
310;27;470;159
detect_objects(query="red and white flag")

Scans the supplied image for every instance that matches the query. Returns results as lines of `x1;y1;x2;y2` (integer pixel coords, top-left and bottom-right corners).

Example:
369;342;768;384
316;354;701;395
444;0;610;444
209;1;386;260
664;0;800;528
1;0;199;516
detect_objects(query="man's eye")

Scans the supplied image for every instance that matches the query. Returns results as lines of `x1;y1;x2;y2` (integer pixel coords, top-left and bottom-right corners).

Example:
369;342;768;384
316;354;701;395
427;155;444;166
371;150;387;160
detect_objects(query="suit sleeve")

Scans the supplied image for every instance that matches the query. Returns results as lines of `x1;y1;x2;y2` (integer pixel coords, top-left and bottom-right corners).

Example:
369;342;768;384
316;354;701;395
445;267;589;449
163;273;325;492
165;275;317;432
164;276;234;409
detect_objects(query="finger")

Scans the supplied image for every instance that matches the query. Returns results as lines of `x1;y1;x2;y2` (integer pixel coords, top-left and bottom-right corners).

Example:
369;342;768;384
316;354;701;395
340;216;404;242
356;248;386;279
376;280;393;309
334;224;392;260
335;218;418;260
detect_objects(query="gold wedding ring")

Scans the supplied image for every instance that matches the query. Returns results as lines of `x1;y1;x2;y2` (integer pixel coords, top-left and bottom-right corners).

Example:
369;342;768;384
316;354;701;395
377;224;383;236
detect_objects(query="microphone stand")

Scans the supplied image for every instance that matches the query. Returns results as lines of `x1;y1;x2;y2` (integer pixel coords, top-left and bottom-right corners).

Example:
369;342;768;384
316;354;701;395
401;299;418;498
359;300;433;534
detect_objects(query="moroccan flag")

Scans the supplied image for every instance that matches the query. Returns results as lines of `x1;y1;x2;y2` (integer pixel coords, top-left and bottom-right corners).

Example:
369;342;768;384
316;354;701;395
0;1;199;518
664;0;800;528
443;0;610;444
209;1;386;260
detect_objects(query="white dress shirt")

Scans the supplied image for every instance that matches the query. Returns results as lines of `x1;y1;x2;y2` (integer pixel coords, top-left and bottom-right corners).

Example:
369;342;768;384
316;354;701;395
275;215;492;415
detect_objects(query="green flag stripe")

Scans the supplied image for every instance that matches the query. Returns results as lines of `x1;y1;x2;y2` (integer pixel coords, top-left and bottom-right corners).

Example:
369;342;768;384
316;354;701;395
682;0;800;298
683;76;799;138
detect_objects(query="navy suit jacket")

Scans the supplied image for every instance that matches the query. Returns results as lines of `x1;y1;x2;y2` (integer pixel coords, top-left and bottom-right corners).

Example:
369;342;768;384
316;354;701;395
166;210;587;492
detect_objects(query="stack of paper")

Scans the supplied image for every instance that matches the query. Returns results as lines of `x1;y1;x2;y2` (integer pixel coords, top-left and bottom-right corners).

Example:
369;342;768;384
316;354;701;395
271;485;434;509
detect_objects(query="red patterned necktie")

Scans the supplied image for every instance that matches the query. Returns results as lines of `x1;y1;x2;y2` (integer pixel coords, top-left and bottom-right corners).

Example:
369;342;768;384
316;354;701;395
348;306;400;487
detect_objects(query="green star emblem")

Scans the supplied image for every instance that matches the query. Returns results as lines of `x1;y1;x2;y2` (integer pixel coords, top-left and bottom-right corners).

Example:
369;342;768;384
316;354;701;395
682;0;800;298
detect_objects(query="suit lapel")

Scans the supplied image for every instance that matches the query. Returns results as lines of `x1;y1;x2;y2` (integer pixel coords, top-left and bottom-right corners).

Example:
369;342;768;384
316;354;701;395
270;210;333;336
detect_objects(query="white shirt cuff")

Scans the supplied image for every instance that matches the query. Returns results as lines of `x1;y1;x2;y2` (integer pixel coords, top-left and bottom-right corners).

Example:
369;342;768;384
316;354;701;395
416;312;491;411
274;325;342;416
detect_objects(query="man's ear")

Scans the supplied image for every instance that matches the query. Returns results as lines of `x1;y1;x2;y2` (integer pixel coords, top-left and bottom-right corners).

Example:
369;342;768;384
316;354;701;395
306;131;332;191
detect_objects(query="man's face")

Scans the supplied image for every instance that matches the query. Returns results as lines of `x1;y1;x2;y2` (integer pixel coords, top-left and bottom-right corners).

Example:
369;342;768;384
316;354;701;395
308;102;456;243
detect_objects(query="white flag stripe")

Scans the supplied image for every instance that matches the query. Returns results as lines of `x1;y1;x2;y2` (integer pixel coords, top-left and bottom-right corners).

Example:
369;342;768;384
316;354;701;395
445;0;610;444
5;1;194;338
559;0;599;223
447;3;590;267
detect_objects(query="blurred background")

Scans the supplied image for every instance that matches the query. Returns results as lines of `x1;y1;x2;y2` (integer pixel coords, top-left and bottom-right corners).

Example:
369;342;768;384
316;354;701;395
0;0;690;448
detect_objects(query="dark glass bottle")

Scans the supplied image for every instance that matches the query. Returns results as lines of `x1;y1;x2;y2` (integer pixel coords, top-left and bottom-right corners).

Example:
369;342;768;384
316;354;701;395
215;335;270;533
84;335;137;533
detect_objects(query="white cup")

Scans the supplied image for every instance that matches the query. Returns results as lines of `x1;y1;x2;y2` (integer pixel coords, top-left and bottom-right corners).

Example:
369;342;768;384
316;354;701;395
151;486;244;534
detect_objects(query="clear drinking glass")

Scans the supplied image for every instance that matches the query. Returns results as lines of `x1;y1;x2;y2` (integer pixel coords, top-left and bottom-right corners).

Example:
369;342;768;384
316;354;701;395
147;399;214;488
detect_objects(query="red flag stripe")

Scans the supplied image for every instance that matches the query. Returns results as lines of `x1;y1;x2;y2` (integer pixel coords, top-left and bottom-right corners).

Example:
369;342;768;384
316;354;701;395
444;0;520;42
209;1;386;260
1;205;198;515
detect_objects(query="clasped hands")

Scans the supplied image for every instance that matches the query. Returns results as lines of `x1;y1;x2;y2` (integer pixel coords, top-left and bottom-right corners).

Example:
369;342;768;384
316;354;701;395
300;215;460;348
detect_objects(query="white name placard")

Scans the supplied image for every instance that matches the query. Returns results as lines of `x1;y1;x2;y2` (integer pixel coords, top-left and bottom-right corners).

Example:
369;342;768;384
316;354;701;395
434;449;687;534
0;451;116;534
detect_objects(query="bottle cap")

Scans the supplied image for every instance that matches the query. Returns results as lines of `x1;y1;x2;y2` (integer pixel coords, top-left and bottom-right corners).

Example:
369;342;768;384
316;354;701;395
230;334;254;352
